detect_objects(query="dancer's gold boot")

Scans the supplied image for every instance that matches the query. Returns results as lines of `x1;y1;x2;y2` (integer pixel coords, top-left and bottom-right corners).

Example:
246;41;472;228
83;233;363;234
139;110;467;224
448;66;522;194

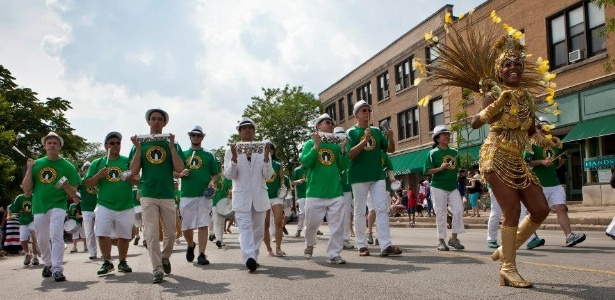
498;225;533;288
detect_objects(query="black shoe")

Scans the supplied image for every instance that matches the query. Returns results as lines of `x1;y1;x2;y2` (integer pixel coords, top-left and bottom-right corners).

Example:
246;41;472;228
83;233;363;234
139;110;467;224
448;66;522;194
246;258;257;272
143;240;147;249
197;253;209;265
42;266;52;277
215;240;223;249
283;226;289;235
52;271;66;282
162;258;171;274
186;243;196;262
133;236;140;246
208;234;215;242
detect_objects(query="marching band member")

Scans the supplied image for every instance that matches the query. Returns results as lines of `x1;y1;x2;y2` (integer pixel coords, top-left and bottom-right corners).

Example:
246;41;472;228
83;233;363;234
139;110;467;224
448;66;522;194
129;109;185;283
176;125;220;265
22;132;80;282
7;189;39;265
291;163;307;238
78;162;99;259
224;117;273;272
264;143;287;257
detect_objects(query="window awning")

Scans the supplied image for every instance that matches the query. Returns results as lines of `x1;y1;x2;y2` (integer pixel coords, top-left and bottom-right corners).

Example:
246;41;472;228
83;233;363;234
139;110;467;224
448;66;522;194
562;117;615;143
391;144;481;176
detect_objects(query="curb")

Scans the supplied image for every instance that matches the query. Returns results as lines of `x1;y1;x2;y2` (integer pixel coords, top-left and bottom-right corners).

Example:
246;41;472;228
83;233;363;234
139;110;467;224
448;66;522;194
389;222;608;232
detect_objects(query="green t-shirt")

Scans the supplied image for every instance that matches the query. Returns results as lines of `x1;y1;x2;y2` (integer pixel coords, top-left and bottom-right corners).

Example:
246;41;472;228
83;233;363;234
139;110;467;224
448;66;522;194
526;144;560;187
9;194;33;225
346;126;389;184
181;148;220;197
291;166;307;199
340;169;352;193
381;152;394;191
212;177;232;206
132;187;140;207
129;141;185;199
31;157;80;214
67;203;83;225
86;155;134;211
266;160;283;199
301;140;350;198
78;178;98;212
423;146;459;192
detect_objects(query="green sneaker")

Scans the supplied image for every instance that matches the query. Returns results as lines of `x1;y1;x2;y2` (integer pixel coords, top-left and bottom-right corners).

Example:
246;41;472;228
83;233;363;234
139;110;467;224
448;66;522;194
152;271;164;284
487;241;500;249
118;261;132;273
97;260;115;275
162;258;171;274
526;237;545;250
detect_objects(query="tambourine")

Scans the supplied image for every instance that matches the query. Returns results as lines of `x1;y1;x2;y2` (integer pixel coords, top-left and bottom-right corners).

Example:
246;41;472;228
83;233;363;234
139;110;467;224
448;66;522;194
216;197;234;219
390;180;401;191
55;176;68;189
63;219;80;234
203;187;216;199
277;187;287;199
318;131;347;144
120;170;132;181
135;133;171;142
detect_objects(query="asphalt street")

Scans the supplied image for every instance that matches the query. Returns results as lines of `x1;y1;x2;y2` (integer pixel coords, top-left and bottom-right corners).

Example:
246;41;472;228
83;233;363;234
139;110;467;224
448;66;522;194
1;225;614;300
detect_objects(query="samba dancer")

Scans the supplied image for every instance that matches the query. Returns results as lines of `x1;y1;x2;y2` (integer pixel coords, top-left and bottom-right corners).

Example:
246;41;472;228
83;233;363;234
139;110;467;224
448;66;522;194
175;125;220;265
301;114;350;263
346;100;402;257
22;132;80;282
224;117;274;272
129;109;185;283
86;132;139;275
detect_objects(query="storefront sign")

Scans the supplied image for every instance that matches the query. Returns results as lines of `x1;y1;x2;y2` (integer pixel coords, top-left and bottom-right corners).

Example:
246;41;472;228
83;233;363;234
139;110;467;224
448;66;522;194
583;156;615;170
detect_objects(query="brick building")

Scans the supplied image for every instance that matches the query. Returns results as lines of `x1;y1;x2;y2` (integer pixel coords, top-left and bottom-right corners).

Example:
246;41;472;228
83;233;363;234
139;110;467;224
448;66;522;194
318;0;615;205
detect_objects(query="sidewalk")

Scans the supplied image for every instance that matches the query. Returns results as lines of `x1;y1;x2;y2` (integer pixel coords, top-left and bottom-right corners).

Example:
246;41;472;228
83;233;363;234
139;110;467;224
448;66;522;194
389;203;615;232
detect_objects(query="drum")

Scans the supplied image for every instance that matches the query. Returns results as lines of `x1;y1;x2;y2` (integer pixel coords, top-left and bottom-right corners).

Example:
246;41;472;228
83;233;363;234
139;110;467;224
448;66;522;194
216;197;234;219
203;187;216;199
63;219;79;234
391;180;401;191
55;176;68;189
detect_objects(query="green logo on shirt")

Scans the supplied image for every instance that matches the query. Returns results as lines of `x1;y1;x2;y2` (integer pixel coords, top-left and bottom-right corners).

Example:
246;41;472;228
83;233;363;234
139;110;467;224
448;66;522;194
187;156;202;169
39;167;58;184
318;148;335;166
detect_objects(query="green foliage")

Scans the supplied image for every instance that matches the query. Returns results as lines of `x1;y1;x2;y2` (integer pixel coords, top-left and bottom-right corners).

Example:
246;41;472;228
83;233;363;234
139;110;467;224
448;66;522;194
0;65;87;205
452;88;478;170
234;85;321;171
591;0;615;72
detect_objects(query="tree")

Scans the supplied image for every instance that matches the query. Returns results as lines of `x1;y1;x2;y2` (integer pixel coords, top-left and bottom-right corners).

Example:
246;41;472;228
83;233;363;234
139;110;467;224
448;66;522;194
232;85;321;171
592;0;615;72
451;88;479;170
0;65;87;205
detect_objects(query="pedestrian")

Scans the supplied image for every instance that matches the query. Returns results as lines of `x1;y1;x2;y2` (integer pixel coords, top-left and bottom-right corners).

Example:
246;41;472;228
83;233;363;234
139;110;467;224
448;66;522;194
606;171;615;240
22;131;80;282
466;170;482;217
87;131;140;276
291;164;307;238
223;117;274;272
129;108;186;283
67;201;86;253
423;125;465;251
406;188;417;226
458;169;468;215
301;113;350;263
175;125;220;266
7;190;39;265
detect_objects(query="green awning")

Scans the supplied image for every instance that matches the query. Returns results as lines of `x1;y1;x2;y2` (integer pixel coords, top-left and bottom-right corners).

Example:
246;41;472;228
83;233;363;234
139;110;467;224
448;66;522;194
390;148;431;175
562;117;615;143
457;144;481;167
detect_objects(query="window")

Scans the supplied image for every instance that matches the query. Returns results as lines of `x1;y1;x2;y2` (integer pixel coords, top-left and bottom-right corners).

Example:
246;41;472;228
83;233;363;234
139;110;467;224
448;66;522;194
377;72;390;101
347;92;354;117
426;45;439;64
325;103;336;122
338;98;345;121
393;57;415;92
397;107;419;140
429;97;444;129
548;1;606;68
356;82;372;105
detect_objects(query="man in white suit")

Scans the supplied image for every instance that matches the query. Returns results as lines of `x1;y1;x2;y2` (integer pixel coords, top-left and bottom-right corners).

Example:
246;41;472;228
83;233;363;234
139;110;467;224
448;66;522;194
224;117;274;272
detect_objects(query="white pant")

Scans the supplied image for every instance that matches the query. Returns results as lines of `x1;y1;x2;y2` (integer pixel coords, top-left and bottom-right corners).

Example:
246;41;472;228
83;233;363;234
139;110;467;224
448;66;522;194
606;217;615;237
211;206;225;243
431;187;465;240
352;180;391;251
34;208;66;273
296;198;306;231
486;189;501;242
342;191;353;241
236;208;266;264
82;211;97;257
305;197;344;259
19;223;35;242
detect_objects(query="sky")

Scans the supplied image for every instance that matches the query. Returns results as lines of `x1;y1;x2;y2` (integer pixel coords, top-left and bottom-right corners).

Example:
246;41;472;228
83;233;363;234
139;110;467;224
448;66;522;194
1;0;486;154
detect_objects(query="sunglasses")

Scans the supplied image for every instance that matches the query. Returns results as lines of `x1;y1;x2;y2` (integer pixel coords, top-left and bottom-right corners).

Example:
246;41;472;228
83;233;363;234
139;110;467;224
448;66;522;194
190;133;204;138
321;120;334;125
360;108;372;113
107;141;121;146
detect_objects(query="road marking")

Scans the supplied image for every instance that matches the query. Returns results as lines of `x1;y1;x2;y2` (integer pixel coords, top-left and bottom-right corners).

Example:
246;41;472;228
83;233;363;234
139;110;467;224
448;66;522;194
442;252;615;276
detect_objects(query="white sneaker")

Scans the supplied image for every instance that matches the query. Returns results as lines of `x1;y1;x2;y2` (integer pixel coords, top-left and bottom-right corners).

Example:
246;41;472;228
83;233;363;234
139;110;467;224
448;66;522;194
23;254;32;265
565;232;586;247
32;257;39;265
343;240;354;250
329;256;346;264
304;246;314;259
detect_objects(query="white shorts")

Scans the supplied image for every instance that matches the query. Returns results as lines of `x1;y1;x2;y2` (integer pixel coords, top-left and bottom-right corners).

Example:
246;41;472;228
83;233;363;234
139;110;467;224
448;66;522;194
19;223;35;242
270;197;283;206
179;196;212;231
543;185;566;208
94;205;136;240
72;225;85;240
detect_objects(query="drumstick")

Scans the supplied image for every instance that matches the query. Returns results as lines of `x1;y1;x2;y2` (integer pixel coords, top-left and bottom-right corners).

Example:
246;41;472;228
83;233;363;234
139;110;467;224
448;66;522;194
189;150;196;164
105;148;111;167
11;146;27;158
552;150;568;161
